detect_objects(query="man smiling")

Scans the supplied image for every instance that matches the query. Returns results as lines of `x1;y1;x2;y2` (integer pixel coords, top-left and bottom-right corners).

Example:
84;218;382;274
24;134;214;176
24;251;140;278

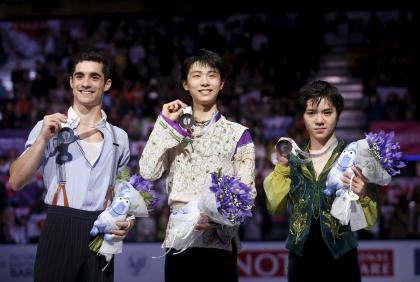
9;52;132;282
139;49;256;282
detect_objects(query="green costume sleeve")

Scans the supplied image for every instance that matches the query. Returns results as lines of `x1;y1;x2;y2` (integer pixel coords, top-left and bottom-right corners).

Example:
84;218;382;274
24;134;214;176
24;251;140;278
263;164;291;215
360;188;378;229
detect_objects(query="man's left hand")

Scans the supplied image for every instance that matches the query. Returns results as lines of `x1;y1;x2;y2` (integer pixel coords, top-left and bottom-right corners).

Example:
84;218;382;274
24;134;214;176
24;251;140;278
342;165;368;198
195;213;218;231
111;218;135;240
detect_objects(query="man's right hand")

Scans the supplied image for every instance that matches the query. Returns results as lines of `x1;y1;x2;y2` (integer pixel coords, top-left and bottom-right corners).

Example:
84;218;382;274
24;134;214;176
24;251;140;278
9;112;67;191
40;113;67;141
162;100;187;121
274;137;292;167
276;153;289;167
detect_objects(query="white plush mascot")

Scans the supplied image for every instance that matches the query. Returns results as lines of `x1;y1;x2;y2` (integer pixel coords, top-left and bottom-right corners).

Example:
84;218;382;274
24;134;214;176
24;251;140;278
324;131;405;231
89;174;153;264
324;142;357;197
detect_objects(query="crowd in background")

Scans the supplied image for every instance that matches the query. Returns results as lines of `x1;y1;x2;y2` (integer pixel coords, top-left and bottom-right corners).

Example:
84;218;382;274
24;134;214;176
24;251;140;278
0;11;419;244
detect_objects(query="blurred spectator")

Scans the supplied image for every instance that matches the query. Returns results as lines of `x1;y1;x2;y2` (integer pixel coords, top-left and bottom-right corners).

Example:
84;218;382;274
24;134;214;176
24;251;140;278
409;184;420;238
0;79;7;101
389;195;409;239
0;206;27;244
383;92;407;121
26;202;47;243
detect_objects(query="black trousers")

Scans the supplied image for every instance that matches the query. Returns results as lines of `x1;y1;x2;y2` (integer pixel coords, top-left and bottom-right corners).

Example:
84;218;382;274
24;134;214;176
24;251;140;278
288;218;361;282
165;242;238;282
34;205;114;282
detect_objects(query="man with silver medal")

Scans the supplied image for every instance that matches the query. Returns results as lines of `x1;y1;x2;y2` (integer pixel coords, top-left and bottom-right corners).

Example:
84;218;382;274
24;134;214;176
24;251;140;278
9;52;132;282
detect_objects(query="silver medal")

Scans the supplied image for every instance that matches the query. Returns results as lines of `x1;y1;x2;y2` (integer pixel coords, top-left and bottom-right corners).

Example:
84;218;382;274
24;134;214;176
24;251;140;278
179;106;194;129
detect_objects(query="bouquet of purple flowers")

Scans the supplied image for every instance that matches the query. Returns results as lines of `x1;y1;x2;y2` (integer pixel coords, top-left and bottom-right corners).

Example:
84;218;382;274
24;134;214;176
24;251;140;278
128;174;159;210
163;169;254;255
326;130;405;231
89;167;158;262
365;131;406;177
204;169;254;226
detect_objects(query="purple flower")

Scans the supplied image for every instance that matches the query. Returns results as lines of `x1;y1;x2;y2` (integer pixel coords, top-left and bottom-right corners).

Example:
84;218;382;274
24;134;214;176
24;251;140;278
209;172;254;225
129;175;159;208
365;131;406;176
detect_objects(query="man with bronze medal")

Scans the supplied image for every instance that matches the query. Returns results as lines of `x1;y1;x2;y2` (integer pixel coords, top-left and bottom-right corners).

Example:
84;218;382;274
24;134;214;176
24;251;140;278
264;80;378;282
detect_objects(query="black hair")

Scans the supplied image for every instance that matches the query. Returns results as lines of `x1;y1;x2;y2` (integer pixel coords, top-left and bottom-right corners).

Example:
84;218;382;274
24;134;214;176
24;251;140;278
71;51;110;80
181;49;226;81
296;80;344;117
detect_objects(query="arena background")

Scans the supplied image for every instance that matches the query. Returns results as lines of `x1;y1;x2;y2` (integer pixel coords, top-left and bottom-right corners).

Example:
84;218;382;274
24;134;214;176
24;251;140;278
0;1;419;281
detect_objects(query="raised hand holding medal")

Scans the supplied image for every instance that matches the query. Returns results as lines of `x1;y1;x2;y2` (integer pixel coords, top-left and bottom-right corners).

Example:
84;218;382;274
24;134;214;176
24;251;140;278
272;137;338;165
179;106;194;129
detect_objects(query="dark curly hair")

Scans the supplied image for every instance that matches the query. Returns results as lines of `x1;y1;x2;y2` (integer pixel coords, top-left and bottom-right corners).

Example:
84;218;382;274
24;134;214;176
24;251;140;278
296;80;344;117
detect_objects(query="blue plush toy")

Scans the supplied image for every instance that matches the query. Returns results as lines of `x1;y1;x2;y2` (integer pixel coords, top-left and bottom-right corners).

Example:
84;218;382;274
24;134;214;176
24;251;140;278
89;175;153;263
325;131;406;231
90;182;131;241
324;131;406;198
324;142;357;197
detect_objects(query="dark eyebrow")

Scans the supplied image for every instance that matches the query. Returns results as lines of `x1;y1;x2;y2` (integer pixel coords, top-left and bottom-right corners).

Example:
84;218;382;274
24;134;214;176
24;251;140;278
190;70;219;75
89;72;102;77
73;72;103;77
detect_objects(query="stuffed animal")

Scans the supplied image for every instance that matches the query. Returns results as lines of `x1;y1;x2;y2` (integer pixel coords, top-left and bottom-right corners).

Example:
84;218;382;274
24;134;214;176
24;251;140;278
90;182;131;241
324;142;357;197
89;175;155;263
324;131;404;197
324;131;405;231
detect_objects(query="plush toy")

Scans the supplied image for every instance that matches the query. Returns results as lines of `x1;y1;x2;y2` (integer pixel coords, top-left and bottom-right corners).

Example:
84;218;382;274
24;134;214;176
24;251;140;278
89;170;157;264
324;131;405;197
90;182;131;241
159;170;254;257
324;131;405;231
324;142;357;197
161;199;203;256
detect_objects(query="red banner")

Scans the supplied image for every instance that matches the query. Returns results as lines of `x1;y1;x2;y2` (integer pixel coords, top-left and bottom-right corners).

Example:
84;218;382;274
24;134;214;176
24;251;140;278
369;121;420;155
359;249;394;276
238;250;288;278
